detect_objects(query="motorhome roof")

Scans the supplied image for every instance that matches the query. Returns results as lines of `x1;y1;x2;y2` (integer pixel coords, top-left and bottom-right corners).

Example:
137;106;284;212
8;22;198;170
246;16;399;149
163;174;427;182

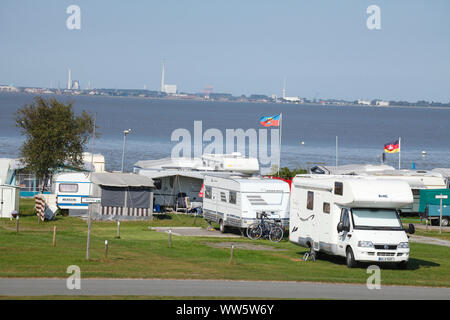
293;174;413;208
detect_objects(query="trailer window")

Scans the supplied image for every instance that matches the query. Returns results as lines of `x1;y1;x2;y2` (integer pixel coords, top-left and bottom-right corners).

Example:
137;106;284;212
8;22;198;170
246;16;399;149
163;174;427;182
229;191;236;204
307;191;314;210
204;186;212;199
220;192;227;202
334;182;343;195
323;202;330;214
59;183;78;193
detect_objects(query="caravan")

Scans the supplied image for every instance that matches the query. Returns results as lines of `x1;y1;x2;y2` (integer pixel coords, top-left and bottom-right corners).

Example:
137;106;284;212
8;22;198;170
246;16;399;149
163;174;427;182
53;172;92;210
203;175;290;233
289;175;415;268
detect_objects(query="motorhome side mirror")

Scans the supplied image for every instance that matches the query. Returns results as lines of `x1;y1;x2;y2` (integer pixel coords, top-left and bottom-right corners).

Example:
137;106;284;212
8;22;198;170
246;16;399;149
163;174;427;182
408;223;415;234
337;222;343;233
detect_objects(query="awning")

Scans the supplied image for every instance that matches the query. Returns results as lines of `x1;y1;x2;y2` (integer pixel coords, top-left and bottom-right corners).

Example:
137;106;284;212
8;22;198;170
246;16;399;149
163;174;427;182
91;172;154;188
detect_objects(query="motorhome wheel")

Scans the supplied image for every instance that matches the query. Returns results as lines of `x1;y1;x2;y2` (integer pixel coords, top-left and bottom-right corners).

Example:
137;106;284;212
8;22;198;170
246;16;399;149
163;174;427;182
346;247;357;268
441;218;449;227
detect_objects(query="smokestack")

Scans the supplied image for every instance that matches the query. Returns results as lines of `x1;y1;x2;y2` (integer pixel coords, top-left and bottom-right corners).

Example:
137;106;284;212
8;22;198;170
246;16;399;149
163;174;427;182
161;60;165;92
68;69;72;90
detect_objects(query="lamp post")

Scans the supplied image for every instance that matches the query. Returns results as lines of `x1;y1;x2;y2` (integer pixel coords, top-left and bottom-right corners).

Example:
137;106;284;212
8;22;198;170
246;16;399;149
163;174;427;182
121;129;132;172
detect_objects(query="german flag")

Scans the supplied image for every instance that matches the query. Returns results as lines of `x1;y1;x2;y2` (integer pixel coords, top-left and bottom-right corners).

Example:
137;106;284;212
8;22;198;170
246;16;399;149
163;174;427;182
384;140;400;153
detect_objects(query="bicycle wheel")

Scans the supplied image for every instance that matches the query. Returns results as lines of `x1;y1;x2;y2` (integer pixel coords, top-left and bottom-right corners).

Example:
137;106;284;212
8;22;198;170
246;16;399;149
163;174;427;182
269;225;284;242
247;223;262;240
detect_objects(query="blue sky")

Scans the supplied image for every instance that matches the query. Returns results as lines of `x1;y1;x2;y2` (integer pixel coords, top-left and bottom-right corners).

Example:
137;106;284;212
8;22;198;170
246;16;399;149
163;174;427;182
1;0;449;101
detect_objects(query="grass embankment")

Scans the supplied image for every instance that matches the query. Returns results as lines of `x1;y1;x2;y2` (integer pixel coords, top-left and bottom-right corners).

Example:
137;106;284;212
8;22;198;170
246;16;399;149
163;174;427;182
0;199;449;287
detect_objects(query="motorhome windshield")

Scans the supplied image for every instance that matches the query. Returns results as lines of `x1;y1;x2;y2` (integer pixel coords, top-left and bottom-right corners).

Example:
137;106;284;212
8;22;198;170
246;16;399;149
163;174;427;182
351;209;403;230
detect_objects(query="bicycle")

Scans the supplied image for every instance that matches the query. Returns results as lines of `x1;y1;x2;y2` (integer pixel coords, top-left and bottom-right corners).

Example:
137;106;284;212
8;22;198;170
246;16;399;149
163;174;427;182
246;213;284;242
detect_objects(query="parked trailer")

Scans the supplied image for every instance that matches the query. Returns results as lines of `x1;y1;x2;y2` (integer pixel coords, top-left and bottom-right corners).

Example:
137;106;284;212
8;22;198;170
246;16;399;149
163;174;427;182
203;175;290;233
289;175;415;268
53;172;92;211
419;189;450;226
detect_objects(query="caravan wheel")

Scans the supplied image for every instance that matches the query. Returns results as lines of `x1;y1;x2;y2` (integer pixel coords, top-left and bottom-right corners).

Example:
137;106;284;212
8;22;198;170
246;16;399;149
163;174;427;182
441;218;449;227
219;220;227;233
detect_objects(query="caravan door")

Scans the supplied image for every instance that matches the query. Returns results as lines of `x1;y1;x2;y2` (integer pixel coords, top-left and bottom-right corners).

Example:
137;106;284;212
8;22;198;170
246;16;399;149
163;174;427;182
337;208;352;256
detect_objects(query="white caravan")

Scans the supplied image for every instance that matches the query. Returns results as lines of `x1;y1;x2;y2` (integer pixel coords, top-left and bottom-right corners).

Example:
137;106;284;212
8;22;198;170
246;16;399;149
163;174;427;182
53;172;92;210
203;175;290;233
289;175;415;268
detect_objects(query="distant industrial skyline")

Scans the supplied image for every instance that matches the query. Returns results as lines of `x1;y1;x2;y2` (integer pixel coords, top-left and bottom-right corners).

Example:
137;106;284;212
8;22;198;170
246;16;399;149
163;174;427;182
1;1;449;101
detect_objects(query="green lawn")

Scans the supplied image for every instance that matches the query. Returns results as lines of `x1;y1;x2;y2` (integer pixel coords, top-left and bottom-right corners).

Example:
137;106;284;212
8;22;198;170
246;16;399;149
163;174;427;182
0;199;449;287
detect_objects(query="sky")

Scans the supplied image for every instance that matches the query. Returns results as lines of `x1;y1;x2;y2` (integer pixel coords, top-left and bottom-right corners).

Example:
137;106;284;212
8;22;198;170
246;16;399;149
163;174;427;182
1;0;449;102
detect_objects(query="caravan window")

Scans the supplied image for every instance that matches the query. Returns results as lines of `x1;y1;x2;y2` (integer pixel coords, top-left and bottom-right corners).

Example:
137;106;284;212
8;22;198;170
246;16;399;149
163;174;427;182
220;192;227;202
334;182;343;195
323;202;330;214
59;183;78;193
229;191;237;204
204;186;212;199
307;191;314;210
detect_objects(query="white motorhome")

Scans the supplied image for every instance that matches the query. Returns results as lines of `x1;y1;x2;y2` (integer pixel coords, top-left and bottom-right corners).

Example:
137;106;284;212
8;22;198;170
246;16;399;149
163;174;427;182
53;172;92;210
289;175;415;268
310;165;446;213
365;170;446;213
203;175;290;233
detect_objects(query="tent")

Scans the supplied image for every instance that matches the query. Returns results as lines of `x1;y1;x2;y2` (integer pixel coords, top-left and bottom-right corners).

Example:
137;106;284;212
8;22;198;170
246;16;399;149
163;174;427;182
89;172;155;221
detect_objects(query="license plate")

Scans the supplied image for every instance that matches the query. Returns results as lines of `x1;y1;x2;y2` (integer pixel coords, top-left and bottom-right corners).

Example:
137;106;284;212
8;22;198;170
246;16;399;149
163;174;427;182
378;257;395;262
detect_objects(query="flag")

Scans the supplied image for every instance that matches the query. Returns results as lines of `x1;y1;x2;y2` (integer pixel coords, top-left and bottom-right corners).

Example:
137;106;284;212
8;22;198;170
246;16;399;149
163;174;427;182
260;114;280;127
198;183;204;198
384;139;400;153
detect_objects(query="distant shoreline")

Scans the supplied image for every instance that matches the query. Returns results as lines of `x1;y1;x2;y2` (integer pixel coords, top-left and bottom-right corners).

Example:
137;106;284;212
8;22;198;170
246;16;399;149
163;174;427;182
1;91;449;111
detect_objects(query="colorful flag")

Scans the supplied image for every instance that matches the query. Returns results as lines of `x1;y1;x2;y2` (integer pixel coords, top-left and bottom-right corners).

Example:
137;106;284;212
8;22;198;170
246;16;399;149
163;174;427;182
198;183;204;198
260;114;280;127
384;140;400;153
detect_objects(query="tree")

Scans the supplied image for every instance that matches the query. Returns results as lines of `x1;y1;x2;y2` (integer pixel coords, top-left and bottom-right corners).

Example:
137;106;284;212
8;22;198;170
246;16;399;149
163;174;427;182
15;97;96;191
269;165;307;179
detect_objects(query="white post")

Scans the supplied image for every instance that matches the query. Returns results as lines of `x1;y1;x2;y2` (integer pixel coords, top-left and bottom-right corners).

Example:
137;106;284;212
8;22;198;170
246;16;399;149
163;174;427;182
440;197;443;235
278;113;283;175
86;204;91;261
121;133;127;173
336;136;338;167
86;114;96;261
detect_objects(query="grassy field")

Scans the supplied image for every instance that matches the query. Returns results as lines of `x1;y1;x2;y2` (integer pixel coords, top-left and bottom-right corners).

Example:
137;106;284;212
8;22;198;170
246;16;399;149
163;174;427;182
0;199;449;287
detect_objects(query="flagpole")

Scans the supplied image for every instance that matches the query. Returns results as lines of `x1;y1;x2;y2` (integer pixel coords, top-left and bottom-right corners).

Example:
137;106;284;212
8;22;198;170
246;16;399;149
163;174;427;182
278;113;283;175
336;136;338;167
398;136;401;170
